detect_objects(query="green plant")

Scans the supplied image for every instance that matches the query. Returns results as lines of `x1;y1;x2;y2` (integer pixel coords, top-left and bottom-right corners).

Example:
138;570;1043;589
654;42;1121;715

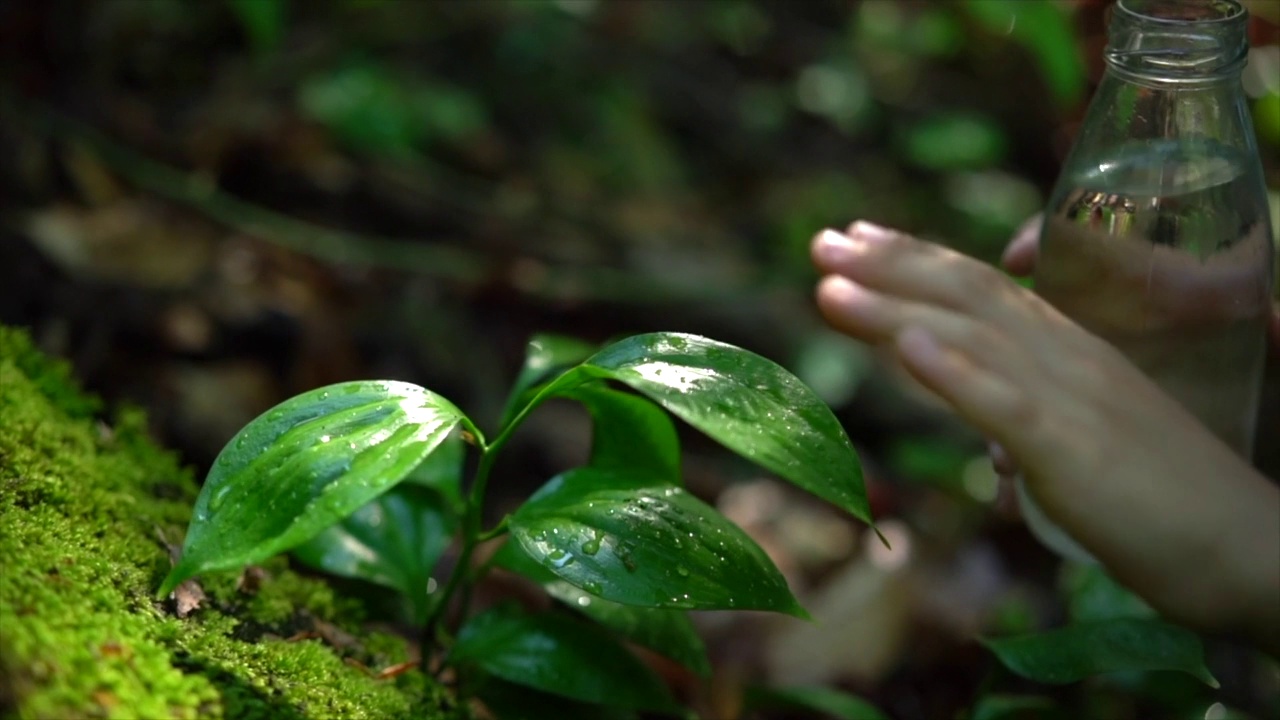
156;331;878;716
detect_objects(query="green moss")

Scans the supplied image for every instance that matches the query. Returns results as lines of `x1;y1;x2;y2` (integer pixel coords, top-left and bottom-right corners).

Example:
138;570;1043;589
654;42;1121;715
0;326;459;720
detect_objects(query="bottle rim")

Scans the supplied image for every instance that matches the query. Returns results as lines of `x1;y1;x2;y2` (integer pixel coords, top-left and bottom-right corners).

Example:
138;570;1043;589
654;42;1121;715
1115;0;1246;26
1106;0;1249;83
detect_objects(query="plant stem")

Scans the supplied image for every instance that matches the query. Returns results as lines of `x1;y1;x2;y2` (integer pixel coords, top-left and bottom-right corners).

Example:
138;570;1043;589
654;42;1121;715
421;451;493;646
475;516;509;542
420;407;531;648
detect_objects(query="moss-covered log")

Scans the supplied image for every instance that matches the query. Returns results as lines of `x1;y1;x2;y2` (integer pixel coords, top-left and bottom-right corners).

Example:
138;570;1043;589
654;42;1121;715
0;326;459;720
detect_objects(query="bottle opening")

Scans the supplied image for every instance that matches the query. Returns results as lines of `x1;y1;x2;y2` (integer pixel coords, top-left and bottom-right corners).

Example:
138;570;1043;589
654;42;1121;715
1117;0;1245;25
1107;0;1248;83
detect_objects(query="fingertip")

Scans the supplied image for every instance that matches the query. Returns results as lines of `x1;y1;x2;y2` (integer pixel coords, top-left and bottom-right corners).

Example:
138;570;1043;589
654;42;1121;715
988;440;1017;476
814;274;866;321
811;229;856;270
846;220;898;244
815;273;854;301
1001;237;1037;276
1001;215;1041;276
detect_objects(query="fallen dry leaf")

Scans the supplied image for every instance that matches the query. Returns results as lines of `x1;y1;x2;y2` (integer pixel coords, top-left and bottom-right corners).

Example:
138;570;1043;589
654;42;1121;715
173;579;206;619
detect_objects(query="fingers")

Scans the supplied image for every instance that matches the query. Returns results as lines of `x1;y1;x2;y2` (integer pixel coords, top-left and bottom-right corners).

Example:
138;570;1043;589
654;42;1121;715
815;274;1042;401
812;223;1033;320
1001;214;1042;277
988;440;1017;477
815;275;995;352
893;327;1040;447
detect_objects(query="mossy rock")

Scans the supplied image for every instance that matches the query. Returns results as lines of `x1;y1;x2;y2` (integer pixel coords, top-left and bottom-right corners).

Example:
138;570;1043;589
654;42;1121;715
0;326;461;720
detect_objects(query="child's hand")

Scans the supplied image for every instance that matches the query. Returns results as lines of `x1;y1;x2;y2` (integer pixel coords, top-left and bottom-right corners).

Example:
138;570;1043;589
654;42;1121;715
999;213;1280;352
811;220;1280;655
991;214;1280;482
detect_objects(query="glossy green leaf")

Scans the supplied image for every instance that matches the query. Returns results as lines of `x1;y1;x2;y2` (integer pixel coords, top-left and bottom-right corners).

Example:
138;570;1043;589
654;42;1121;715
1061;564;1155;624
492;538;559;584
559;333;870;525
982;619;1218;687
561;383;681;482
970;695;1065;720
494;541;711;675
403;428;467;510
510;467;805;616
545;581;710;676
500;333;599;427
478;679;638;720
158;381;466;597
452;604;679;713
744;685;889;720
291;484;456;623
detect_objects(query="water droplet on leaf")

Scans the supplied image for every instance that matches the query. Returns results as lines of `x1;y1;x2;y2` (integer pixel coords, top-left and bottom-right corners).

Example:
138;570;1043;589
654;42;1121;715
209;485;232;512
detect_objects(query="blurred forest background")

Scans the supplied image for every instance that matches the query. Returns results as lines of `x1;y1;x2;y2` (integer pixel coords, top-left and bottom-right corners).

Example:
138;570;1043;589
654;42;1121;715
1;1;1278;719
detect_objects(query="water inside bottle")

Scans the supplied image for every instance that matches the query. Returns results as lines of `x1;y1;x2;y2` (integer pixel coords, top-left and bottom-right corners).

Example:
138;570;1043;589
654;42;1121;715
1023;138;1272;561
1036;138;1272;456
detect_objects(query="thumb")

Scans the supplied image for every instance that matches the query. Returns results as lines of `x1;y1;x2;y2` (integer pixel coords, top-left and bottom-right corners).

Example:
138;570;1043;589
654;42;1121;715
1001;214;1042;277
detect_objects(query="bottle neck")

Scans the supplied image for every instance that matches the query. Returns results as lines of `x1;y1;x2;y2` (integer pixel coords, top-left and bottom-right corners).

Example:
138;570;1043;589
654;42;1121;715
1104;0;1248;89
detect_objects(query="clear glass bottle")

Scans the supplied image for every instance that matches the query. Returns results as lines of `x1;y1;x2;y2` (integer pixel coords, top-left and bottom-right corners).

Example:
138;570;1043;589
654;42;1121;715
1020;0;1275;562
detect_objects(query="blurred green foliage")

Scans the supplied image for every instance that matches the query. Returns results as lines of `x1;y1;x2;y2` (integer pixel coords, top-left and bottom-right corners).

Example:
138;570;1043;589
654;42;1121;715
299;60;488;157
963;0;1087;108
229;0;286;54
212;0;1110;274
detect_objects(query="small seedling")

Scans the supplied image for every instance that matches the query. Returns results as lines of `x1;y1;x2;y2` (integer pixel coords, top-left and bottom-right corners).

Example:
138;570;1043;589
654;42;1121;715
156;331;875;714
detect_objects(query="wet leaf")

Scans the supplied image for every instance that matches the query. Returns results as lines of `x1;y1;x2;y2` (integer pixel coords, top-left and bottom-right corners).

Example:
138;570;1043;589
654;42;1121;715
494;541;710;675
492;539;559;584
545;581;710;676
291;484;457;623
982;619;1218;687
551;333;870;525
403;429;467;510
509;467;806;617
970;695;1066;720
478;679;638;720
500;333;599;427
743;685;889;720
1061;564;1155;624
452;604;679;713
158;381;467;596
562;383;681;482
